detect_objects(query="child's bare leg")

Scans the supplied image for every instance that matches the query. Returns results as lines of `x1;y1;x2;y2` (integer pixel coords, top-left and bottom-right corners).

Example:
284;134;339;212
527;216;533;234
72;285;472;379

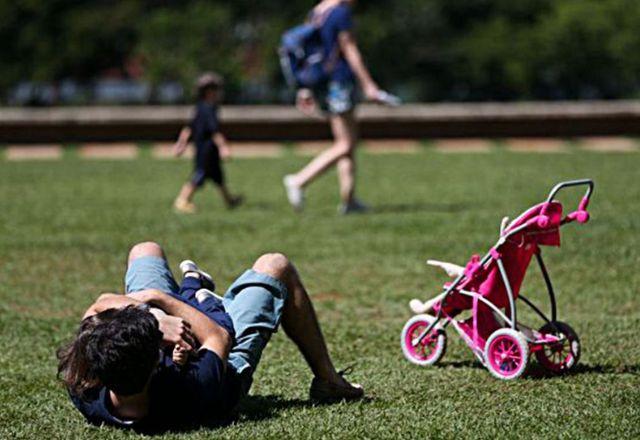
174;182;198;213
177;182;197;203
252;253;360;391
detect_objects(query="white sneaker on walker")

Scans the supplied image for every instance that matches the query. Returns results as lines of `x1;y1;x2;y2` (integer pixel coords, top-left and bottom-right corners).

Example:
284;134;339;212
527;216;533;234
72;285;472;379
338;198;370;215
283;175;304;211
179;260;215;291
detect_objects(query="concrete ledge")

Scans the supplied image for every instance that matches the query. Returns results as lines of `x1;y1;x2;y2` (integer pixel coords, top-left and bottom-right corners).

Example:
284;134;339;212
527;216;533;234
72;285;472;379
6;145;63;160
579;137;638;152
79;143;139;159
434;139;493;153
506;138;568;153
364;139;421;154
3;101;640;143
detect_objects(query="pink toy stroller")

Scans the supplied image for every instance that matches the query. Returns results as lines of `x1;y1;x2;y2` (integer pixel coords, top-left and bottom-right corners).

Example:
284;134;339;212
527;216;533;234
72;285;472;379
401;180;594;380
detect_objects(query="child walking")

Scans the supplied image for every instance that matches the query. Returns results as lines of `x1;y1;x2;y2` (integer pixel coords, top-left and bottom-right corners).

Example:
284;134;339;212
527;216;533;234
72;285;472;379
173;72;242;214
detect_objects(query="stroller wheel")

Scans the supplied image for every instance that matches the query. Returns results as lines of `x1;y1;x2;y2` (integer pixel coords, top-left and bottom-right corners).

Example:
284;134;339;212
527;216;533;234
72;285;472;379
401;314;447;366
535;321;580;374
484;329;529;380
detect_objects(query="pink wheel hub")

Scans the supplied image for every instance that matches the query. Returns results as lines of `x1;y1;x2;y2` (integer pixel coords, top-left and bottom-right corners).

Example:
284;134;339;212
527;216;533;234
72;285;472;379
487;334;526;378
404;321;439;362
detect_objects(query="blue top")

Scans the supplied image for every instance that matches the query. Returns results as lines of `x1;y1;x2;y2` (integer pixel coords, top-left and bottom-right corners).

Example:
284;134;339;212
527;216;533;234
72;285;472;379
69;349;240;433
69;278;238;433
191;101;219;152
316;3;355;84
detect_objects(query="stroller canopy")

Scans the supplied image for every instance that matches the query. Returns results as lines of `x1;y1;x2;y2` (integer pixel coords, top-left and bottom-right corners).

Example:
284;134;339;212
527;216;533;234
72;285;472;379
502;201;564;247
445;201;564;312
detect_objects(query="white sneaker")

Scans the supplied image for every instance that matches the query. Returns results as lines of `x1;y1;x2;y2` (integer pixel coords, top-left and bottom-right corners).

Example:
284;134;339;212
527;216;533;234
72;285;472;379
179;260;215;291
195;288;224;303
283;175;304;211
338;198;370;215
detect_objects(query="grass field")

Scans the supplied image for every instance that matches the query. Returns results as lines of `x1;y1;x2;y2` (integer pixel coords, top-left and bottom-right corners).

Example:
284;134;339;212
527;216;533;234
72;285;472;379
1;147;639;439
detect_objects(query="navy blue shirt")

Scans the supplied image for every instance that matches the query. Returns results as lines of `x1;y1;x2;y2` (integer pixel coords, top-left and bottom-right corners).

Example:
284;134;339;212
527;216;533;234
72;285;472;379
191;101;220;152
70;349;239;433
69;285;239;433
317;3;355;84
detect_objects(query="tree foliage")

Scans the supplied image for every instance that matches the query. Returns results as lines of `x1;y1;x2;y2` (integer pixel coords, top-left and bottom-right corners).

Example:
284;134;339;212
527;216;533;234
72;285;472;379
1;0;640;102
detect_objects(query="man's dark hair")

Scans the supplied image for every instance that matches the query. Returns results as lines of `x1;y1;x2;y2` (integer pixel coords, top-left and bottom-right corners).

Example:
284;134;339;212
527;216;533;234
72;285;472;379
57;306;163;397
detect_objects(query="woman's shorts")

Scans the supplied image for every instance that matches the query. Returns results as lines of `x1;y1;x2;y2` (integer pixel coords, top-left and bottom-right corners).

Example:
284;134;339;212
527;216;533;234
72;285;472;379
314;80;357;115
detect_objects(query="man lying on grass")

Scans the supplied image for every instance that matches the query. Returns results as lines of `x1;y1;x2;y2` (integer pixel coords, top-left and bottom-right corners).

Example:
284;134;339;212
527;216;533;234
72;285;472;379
57;241;362;433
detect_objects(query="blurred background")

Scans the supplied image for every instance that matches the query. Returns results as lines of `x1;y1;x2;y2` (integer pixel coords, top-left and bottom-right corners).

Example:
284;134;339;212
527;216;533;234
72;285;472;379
3;0;640;106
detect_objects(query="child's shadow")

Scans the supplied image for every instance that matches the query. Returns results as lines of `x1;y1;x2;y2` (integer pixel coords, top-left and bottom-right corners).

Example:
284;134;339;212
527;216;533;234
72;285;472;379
238;394;373;423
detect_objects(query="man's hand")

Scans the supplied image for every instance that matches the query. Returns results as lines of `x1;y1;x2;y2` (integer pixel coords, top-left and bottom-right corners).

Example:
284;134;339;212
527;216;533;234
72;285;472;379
152;310;196;350
132;288;232;361
127;290;197;350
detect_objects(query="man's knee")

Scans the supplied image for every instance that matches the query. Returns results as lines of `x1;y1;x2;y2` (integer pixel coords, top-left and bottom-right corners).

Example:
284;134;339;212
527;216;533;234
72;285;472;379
252;253;293;281
128;241;165;263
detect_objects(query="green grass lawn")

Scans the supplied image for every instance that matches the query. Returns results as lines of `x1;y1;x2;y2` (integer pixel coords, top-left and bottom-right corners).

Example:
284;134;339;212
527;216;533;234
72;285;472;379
1;149;639;439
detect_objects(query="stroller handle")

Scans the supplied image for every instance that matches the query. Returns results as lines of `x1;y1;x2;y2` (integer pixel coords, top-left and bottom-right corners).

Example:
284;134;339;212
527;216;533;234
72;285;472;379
542;179;594;225
545;179;594;204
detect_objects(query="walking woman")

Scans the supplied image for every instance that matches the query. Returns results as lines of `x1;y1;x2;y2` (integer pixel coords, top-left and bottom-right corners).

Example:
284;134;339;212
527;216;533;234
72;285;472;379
283;0;387;214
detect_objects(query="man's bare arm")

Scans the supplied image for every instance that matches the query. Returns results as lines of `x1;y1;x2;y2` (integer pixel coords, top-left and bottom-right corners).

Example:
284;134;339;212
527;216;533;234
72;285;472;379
82;293;142;319
82;293;195;350
129;289;232;361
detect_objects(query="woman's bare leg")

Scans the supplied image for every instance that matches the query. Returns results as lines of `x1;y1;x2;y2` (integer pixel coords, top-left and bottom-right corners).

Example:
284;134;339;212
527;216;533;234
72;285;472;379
336;113;359;204
291;112;357;191
336;153;355;204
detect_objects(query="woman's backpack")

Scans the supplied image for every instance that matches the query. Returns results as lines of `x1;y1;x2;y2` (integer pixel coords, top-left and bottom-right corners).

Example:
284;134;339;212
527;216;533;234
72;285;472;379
279;9;338;89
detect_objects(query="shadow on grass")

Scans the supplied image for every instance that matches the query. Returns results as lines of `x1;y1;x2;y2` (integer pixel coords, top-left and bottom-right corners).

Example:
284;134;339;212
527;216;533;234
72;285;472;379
437;359;639;379
372;202;469;214
238;394;374;423
527;362;640;379
438;360;484;370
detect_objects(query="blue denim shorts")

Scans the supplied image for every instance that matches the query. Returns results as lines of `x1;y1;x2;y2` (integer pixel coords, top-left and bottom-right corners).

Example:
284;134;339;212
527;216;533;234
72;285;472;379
315;80;357;115
125;257;288;387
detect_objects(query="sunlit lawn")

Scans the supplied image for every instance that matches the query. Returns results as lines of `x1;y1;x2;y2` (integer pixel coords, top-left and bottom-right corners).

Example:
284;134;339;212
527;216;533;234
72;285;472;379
0;147;638;438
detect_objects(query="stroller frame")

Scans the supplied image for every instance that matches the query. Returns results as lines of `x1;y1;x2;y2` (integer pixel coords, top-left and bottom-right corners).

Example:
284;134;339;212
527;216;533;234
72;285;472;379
402;179;594;379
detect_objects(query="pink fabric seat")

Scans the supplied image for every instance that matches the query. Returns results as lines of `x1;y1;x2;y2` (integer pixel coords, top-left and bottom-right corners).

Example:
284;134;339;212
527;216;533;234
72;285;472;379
442;202;564;314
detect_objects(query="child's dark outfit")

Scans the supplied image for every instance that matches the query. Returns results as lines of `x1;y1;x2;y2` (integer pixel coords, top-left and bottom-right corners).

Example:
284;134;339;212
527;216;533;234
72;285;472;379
175;275;234;337
191;101;224;188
